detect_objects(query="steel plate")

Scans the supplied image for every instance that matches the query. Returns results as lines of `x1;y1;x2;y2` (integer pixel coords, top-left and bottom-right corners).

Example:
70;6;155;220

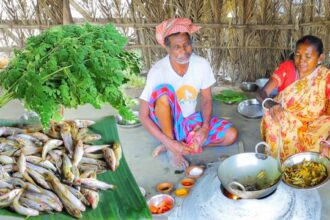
237;98;263;118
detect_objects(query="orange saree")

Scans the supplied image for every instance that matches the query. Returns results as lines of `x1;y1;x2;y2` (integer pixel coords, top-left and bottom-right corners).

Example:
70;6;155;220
261;66;330;160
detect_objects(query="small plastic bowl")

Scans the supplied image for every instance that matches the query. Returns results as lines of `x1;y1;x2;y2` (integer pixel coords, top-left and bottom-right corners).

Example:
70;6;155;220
185;166;204;179
147;194;174;217
156;182;174;194
180;178;195;189
174;188;189;197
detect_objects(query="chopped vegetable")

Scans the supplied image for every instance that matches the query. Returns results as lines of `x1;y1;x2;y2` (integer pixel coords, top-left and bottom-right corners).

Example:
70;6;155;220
282;159;328;188
149;200;173;215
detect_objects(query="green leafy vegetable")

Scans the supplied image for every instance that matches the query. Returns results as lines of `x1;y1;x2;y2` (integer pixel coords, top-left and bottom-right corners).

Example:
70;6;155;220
213;89;247;103
0;23;141;129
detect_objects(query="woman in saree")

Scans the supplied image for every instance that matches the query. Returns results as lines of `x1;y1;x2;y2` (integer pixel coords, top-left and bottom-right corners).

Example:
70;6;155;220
258;35;330;160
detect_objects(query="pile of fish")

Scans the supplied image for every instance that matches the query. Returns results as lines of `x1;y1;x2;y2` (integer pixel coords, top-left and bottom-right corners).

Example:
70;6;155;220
0;119;122;218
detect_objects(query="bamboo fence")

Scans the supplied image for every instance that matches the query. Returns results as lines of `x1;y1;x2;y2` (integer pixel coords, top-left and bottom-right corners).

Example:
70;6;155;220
0;0;329;85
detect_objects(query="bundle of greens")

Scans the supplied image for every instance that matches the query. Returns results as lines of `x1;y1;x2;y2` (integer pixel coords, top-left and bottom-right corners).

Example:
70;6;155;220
0;23;141;129
213;89;247;104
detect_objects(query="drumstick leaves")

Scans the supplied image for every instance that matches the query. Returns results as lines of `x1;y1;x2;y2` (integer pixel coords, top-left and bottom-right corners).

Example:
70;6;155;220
0;23;141;129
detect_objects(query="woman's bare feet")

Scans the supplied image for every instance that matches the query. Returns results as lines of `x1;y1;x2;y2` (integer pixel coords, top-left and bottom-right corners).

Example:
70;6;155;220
152;144;167;158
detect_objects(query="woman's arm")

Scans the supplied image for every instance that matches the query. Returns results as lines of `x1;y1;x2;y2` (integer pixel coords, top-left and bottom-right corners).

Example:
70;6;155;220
326;100;330;115
256;77;279;108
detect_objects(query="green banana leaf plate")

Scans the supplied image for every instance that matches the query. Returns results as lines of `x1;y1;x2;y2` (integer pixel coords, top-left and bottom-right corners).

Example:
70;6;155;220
213;89;248;104
0;116;152;220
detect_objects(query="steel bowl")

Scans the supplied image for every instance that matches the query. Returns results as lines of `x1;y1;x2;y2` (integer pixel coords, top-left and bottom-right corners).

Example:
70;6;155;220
217;142;282;199
237;98;263;119
240;82;258;92
147;194;175;217
255;78;269;89
281;152;330;189
116;110;141;128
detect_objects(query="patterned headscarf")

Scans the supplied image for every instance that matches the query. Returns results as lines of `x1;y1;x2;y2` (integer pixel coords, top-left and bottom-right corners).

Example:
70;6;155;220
155;18;201;47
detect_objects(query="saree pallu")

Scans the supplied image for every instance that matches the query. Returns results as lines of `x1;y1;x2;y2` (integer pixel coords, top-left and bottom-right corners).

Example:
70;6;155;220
148;84;233;154
261;66;330;160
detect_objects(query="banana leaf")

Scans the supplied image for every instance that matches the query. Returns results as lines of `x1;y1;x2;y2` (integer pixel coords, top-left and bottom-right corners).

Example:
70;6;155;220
0;116;152;220
213;89;248;104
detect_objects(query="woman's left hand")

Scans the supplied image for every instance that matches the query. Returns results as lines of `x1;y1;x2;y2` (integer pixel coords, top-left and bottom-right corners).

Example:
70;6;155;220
269;104;285;123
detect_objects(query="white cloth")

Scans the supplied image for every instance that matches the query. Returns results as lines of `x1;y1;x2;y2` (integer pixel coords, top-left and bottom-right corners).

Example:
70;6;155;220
140;53;216;117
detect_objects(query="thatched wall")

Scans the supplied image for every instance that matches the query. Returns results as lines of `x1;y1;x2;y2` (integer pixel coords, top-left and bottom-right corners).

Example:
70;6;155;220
1;0;330;85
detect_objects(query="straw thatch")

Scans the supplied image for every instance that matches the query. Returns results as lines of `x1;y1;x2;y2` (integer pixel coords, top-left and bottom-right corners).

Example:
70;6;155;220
1;0;330;85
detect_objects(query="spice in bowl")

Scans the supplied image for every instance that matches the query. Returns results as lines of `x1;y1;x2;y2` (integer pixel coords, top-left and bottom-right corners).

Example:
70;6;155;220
186;166;204;179
148;194;174;216
180;178;195;189
156;182;174;193
174;188;189;197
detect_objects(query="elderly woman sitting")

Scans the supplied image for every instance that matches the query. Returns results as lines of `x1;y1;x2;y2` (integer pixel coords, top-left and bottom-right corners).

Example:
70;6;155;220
258;35;330;160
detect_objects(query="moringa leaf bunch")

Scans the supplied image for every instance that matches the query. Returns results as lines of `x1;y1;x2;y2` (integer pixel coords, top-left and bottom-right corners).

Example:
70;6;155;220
0;23;141;128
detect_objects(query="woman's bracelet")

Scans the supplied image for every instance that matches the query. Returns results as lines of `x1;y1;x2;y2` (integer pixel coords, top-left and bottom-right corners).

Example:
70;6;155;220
262;98;275;111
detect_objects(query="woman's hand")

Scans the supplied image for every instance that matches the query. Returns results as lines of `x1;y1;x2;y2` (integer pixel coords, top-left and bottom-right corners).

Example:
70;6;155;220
263;99;284;123
269;104;285;123
320;140;330;157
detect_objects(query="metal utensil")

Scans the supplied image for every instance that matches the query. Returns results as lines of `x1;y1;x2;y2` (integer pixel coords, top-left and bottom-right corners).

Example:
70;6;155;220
241;82;258;92
147;194;175;217
237;99;263;118
115;110;141;128
281;152;330;189
217;142;282;199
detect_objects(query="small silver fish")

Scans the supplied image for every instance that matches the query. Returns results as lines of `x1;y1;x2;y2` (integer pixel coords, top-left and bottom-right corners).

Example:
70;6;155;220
60;122;74;156
26;168;51;189
73;120;95;128
62;154;75;183
80;188;99;209
75;178;115;191
84;144;110;154
26;155;57;172
11;190;40;216
81;134;102;143
113;142;122;169
28;132;50;143
0;155;15;164
0;127;25;137
103;148;116;171
41;139;63;160
73;140;84;167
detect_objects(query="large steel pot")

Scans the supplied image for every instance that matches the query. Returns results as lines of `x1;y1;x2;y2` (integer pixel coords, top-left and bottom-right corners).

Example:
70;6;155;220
217;142;282;199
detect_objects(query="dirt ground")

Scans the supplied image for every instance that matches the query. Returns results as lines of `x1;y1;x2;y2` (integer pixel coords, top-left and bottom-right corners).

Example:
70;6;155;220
0;87;329;220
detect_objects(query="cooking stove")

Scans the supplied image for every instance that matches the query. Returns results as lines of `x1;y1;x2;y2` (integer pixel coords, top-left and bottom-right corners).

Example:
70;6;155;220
219;184;277;200
169;163;321;220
